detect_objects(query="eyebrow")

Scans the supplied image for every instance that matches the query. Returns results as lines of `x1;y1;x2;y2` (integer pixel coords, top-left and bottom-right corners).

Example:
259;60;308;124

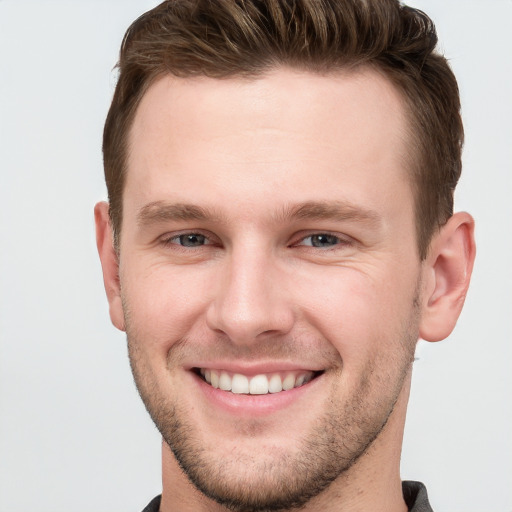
136;200;382;228
277;200;382;227
137;201;223;226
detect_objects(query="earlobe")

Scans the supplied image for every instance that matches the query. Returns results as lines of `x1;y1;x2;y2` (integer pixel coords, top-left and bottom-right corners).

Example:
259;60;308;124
419;212;476;342
94;202;126;332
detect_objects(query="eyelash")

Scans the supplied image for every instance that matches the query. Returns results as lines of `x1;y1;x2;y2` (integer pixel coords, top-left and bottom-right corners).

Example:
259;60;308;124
298;233;348;249
159;231;351;250
160;232;216;249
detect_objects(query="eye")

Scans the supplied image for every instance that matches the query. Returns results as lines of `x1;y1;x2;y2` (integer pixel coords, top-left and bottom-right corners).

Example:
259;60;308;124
164;233;209;247
299;234;344;248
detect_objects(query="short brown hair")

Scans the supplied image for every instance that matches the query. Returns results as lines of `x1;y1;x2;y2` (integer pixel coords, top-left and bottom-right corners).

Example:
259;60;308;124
103;0;463;259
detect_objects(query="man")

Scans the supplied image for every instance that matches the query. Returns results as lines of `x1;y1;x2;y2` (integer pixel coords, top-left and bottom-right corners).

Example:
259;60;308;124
95;0;475;510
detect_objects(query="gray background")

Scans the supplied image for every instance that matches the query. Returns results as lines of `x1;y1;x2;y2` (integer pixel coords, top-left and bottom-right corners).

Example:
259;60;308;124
0;1;510;511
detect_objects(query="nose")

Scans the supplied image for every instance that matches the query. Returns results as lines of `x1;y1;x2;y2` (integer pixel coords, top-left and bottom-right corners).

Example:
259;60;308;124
205;247;295;345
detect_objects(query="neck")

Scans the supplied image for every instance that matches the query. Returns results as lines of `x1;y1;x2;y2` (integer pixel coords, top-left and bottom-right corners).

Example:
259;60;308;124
160;373;412;512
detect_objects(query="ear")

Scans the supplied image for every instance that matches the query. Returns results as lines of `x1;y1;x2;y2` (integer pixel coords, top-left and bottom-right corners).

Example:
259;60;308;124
419;212;476;342
94;202;126;332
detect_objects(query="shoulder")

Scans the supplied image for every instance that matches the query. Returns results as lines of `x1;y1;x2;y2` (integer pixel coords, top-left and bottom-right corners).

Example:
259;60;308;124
141;495;161;512
402;481;434;512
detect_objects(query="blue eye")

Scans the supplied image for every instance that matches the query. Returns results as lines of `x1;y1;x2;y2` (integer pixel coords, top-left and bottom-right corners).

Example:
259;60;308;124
301;234;341;248
174;233;207;247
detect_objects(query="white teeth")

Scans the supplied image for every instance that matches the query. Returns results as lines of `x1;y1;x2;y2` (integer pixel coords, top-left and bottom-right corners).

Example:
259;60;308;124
210;370;219;389
231;374;249;394
295;374;305;387
219;371;232;391
282;374;295;391
249;374;269;395
268;374;283;393
201;369;315;395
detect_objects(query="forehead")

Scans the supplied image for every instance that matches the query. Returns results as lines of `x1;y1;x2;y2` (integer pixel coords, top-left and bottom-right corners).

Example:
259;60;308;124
130;67;409;153
126;67;412;223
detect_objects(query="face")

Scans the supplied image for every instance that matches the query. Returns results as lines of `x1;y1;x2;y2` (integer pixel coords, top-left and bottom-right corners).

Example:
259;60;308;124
117;68;423;511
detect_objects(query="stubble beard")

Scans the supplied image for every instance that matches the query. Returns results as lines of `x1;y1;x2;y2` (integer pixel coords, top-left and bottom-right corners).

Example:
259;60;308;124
125;296;420;512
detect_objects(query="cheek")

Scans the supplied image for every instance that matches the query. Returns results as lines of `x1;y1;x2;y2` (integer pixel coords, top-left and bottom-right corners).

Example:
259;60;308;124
120;262;212;354
297;266;419;361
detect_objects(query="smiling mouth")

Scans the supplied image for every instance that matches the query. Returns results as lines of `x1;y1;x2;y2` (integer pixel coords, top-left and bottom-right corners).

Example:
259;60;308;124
195;368;323;395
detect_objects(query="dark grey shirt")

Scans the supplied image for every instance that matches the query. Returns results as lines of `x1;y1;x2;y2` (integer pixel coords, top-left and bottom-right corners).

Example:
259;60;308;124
403;481;434;512
142;480;433;511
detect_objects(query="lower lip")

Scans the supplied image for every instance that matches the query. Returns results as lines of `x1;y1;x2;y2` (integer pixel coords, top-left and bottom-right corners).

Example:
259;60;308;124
191;371;323;416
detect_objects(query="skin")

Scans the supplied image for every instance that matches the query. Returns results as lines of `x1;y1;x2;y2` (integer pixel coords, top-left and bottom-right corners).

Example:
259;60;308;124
96;68;475;511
